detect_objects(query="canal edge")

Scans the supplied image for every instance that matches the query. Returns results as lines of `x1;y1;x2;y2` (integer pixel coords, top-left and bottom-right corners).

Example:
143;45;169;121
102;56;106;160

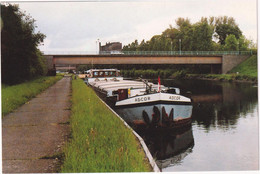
97;96;161;172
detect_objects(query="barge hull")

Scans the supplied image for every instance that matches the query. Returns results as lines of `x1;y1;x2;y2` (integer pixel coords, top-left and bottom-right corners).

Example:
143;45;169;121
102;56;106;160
114;103;192;129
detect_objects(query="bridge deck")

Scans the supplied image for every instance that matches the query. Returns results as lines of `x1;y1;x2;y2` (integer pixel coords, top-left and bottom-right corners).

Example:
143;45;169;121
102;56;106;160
53;55;222;65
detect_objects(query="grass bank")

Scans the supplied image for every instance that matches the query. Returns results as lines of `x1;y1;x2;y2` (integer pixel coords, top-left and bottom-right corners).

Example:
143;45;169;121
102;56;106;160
229;55;257;77
2;75;63;116
61;78;151;172
186;73;257;83
185;55;257;83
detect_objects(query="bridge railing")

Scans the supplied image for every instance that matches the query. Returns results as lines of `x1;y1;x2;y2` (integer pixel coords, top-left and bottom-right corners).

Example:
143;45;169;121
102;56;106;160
43;51;97;55
101;51;253;56
43;51;253;56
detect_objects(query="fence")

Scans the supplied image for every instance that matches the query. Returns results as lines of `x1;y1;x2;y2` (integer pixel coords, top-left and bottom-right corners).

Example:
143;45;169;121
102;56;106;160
101;51;253;56
43;51;253;56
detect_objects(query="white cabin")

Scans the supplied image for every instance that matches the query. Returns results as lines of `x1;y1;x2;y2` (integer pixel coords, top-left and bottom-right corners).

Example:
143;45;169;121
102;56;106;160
85;69;123;83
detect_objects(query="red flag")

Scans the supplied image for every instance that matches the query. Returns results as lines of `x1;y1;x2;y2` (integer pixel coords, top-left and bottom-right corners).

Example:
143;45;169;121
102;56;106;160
158;76;161;92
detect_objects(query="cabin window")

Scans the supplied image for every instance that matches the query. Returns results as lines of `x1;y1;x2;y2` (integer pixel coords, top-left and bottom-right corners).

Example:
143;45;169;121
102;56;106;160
99;72;104;76
105;71;109;76
110;71;116;76
93;72;98;77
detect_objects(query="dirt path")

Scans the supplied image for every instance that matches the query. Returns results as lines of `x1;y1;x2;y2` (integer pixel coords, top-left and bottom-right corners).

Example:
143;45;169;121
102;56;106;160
2;76;71;173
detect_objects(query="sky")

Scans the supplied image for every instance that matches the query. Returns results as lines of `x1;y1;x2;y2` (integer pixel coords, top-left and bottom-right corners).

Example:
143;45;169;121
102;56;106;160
14;0;258;53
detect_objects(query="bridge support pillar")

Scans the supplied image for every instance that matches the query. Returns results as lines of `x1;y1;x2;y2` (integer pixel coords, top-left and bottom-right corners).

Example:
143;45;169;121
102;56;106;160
222;55;250;74
44;55;56;76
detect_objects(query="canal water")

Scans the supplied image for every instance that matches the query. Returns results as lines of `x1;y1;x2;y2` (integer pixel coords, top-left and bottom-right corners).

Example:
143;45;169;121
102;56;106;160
136;79;259;171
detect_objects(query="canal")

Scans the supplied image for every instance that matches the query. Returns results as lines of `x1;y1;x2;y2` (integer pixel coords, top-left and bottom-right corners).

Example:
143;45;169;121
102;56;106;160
136;79;258;171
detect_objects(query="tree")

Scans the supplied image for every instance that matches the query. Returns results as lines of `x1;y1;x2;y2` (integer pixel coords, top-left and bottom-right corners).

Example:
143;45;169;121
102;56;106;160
224;34;239;51
192;18;214;50
175;18;193;51
122;16;253;53
238;35;251;51
162;26;180;51
138;39;148;51
214;16;242;45
1;4;46;84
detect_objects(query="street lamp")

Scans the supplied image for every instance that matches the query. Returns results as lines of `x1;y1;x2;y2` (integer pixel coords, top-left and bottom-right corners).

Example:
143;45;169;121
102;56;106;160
171;40;173;52
96;39;100;55
179;39;182;55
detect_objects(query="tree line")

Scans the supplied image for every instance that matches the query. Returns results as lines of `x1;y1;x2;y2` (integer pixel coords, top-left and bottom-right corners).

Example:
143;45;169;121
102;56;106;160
123;17;256;52
1;4;47;85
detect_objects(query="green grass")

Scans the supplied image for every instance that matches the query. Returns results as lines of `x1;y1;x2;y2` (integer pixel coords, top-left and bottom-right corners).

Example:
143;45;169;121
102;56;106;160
121;69;173;79
229;55;258;77
2;75;63;116
61;78;151;172
186;55;258;82
204;74;236;81
187;73;257;82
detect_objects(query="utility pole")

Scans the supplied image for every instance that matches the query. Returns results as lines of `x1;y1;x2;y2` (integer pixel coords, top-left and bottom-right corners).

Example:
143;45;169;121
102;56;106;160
171;40;173;53
97;39;99;54
96;39;100;55
179;39;182;55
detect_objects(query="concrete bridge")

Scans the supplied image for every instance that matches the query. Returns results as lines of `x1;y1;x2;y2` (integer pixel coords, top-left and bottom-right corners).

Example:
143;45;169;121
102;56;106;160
44;51;251;74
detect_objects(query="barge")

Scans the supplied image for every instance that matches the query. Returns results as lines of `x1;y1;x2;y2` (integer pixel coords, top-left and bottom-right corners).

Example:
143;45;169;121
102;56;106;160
85;69;193;129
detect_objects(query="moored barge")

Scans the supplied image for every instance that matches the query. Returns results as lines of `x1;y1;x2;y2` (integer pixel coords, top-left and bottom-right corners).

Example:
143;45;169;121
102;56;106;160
85;69;193;129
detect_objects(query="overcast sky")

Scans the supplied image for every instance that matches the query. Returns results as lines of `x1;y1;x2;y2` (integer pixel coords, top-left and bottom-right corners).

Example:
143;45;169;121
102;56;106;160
15;0;257;53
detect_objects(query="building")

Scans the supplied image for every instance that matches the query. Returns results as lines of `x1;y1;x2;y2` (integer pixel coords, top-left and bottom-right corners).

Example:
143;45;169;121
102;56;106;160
99;42;122;53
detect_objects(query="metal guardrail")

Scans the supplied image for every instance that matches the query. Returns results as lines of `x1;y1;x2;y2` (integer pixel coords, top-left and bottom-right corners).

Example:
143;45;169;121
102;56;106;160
100;51;253;56
43;51;253;56
43;51;97;55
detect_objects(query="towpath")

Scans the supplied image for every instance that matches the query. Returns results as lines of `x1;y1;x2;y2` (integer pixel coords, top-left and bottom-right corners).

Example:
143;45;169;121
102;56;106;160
2;76;71;173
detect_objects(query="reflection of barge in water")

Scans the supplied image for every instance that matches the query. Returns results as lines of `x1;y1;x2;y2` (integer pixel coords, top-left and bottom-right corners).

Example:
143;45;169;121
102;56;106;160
85;69;193;129
137;127;194;169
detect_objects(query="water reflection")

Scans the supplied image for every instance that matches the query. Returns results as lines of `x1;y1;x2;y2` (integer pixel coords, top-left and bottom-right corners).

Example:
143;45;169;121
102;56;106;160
145;79;258;171
135;127;194;170
161;79;258;130
111;79;258;171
